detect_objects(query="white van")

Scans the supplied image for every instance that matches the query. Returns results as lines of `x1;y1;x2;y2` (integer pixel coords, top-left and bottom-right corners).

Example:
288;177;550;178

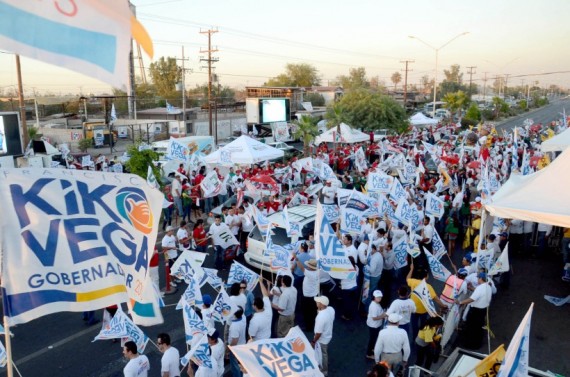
245;205;316;272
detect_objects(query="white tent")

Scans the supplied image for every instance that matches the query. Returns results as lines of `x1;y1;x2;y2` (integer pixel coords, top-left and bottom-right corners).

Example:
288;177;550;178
409;112;438;126
315;122;370;144
540;127;570;152
485;147;570;227
204;135;284;165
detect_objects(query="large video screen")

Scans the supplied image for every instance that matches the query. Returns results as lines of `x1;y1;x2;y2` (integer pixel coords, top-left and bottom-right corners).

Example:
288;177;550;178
261;98;290;123
0;112;23;156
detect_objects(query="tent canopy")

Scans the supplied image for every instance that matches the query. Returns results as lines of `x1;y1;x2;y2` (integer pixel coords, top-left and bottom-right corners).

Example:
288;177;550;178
315;123;370;144
204;135;284;165
409;112;438;126
540;127;570;152
485;147;570;227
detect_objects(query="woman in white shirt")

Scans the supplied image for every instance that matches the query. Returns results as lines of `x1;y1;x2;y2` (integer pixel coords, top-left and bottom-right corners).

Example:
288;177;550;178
340;256;359;321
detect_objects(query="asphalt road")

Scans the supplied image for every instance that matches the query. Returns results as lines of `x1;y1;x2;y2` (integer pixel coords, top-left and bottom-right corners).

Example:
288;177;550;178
496;96;570;132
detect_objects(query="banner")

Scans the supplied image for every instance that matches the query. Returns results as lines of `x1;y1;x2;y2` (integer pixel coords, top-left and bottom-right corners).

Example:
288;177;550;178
488;244;510;276
0;340;6;368
176;276;203;309
389;178;407;202
432;229;447;260
366;172;394;194
497;303;533;377
412;279;438;317
306;183;323;198
171;250;207;280
361;268;371;304
200;171;222;198
355;147;368;172
201;268;223;290
475;345;506;377
425;193;445;219
321;203;340;223
93;308;149;353
393;236;409;270
147;165;159;190
181;335;215;371
212;287;238;323
182;302;208;344
292;157;313;173
272;122;290;142
395;198;421;228
544;295;570;306
228;261;259;292
476;249;495;272
128;275;164;326
424;249;451;283
252;206;271;233
166;137;192;160
0;169;163;326
210;223;240;250
230;326;324;377
315;202;356;280
440;303;460;349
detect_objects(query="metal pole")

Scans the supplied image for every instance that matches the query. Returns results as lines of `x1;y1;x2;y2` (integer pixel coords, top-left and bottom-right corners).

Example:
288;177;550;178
34;98;40;129
83;98;88;121
15;55;28;147
433;50;438;117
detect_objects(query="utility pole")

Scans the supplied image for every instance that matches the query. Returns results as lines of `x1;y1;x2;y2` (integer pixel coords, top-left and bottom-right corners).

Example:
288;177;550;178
504;74;510;99
177;47;190;135
482;72;489;101
200;29;219;142
466;66;477;97
15;55;28;147
128;40;137;120
400;60;414;109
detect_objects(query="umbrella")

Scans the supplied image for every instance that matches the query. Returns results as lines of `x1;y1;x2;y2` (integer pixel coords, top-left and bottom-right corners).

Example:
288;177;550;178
441;155;460;165
467;161;481;169
249;175;278;189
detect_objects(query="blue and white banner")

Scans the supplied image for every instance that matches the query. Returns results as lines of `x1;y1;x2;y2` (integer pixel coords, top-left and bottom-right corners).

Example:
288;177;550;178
282;205;300;237
412;279;438;317
0;340;6;368
432;229;447;260
315;202;356;280
94;308;149;353
389;178;407;202
171;250;207;280
176;276;203;309
321;203;340;223
395;198;421;229
424;249;451;283
201;268;223;290
181;335;215;370
489;244;510;276
182;302;208;344
544;295;570;307
497;304;533;377
355;147;368;172
425;193;445;219
228;261;259;292
200;171;222;198
252;206;271;233
476;249;495;272
146;165;160;190
230;326;323;377
0;169;163;326
212;287;238;324
367;172;394;194
393;236;409;270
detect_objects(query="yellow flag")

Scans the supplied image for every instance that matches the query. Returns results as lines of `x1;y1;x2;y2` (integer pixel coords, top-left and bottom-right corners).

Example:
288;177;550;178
475;344;506;377
537;153;551;170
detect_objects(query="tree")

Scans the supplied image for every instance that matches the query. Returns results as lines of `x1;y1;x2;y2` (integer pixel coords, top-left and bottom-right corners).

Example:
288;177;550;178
492;96;509;118
148;56;181;98
293;115;320;156
391;72;402;90
519;99;528;111
335;67;369;91
265;63;320;87
78;138;92;152
439;64;468;98
442;90;468;118
420;75;434;95
28;126;39;141
304;92;325;106
330;89;408;133
124;144;163;186
325;102;347;133
464;102;481;122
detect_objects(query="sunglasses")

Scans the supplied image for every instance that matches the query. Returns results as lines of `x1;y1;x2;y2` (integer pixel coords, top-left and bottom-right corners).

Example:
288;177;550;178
240;286;247;289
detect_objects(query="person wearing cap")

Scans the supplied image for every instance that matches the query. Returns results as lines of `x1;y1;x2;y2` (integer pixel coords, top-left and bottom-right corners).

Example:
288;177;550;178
366;290;387;359
373;313;410;371
161;226;180;288
321;180;336;205
456;272;493;350
207;329;225;377
439;268;468;308
312;295;335;376
199;294;215;332
462;253;477;275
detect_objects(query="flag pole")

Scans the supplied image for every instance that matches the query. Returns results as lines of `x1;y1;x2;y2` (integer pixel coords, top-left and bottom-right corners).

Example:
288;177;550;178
2;317;14;377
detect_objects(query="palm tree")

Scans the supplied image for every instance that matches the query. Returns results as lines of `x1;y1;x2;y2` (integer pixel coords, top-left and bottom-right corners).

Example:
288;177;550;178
443;90;467;119
391;72;402;91
293;115;319;156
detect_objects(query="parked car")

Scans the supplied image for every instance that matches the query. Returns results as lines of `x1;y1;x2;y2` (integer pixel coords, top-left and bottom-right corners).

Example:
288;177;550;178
245;205;316;272
211;194;257;215
267;141;296;151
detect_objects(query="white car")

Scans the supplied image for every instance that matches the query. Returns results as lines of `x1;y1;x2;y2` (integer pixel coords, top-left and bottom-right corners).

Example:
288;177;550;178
267;141;295;151
244;205;316;272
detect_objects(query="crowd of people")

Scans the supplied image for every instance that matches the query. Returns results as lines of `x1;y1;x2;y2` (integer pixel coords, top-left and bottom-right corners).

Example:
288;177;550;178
122;115;569;377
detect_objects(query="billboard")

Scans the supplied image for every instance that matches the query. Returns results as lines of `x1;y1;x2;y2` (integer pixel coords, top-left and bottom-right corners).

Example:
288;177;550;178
245;98;290;124
0;112;23;156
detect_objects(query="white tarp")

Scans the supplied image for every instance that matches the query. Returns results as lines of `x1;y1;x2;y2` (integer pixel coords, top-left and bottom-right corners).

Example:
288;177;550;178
409;112;438;126
540;127;570;152
315;123;370;144
204;135;284;165
485;148;570;227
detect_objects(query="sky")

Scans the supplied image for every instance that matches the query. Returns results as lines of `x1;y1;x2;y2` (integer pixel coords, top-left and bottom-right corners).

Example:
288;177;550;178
1;0;570;96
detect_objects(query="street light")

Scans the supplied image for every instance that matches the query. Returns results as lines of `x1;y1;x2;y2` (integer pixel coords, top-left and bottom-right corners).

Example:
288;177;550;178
409;32;469;117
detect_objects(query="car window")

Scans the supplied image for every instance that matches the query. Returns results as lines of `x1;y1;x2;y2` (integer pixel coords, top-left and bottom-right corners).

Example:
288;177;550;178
249;225;263;241
301;221;315;239
272;227;292;245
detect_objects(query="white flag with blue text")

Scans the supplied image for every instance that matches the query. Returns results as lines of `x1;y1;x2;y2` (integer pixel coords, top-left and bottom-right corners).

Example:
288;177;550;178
497;303;533;377
182;302;208;344
228;261;259;292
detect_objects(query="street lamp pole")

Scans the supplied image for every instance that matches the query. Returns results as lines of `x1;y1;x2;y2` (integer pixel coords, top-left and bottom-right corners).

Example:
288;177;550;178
409;32;469;117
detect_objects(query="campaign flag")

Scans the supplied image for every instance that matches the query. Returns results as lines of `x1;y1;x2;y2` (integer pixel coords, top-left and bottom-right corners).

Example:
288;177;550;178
425;193;445;219
422;141;438;160
171;250;207;280
367;172;394;194
0;169;163;326
212;286;238;323
315;202;356;280
292;157;314;173
412;279;438;317
319;163;337;181
166;101;179;114
228;261;259;292
282;205;292;236
355;147;368;172
182;302;208;344
306;183;323;198
230;326;323;377
0;340;6;368
128;275;164;326
395;198;421;229
0;1;151;89
167;137;192;160
497;303;534;377
432;229;447;260
289;192;308;207
110;103;118;124
339;190;369;234
389;178;406;202
489;244;510;276
544;295;570;307
181;334;215;370
321;203;340;223
202;268;223;290
440;303;460;349
424;249;451;283
393;236;409;270
475;344;506;377
476;249;495;272
146;165;160;190
211;223;240;250
176;275;203;309
94;308;149;353
200;171;222;198
252;206;271;233
361;267;371;304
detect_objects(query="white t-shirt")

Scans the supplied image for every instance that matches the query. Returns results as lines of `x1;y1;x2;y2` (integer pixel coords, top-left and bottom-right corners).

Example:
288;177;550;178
277;286;297;316
314;306;335;344
368;252;383;278
161;234;178;260
387;298;416;325
357;242;370;265
469;282;493;309
210;340;225;377
124;354;150;377
302;269;319;297
322;185;336;204
229;317;247;345
176;228;189;245
248;297;272;341
367;301;385;328
208;223;233;247
230;294;247;314
422;224;434;243
341;265;358;290
344;244;358;261
225;214;241;235
161;346;180;377
171;179;182;198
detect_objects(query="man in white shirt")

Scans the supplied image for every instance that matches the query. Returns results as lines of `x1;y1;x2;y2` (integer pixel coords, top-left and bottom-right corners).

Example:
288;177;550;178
342;234;358;261
366;290;386;359
225;208;241;237
228;307;247;377
207;215;233;270
248;295;272;341
161;226;179;287
157;333;180;377
170;174;183;217
387;285;416;341
419;216;434;253
321;180;336;205
537;222;553;258
176;221;190;249
123;341;150;377
272;275;297;337
312;295;335;377
456;272;493;350
373;313;410;371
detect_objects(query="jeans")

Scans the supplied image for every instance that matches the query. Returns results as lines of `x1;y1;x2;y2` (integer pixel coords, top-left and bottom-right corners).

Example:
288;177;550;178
319;342;329;376
162;207;172;230
367;326;381;356
204;197;213;214
173;196;183;217
214;245;224;269
537;231;547;256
